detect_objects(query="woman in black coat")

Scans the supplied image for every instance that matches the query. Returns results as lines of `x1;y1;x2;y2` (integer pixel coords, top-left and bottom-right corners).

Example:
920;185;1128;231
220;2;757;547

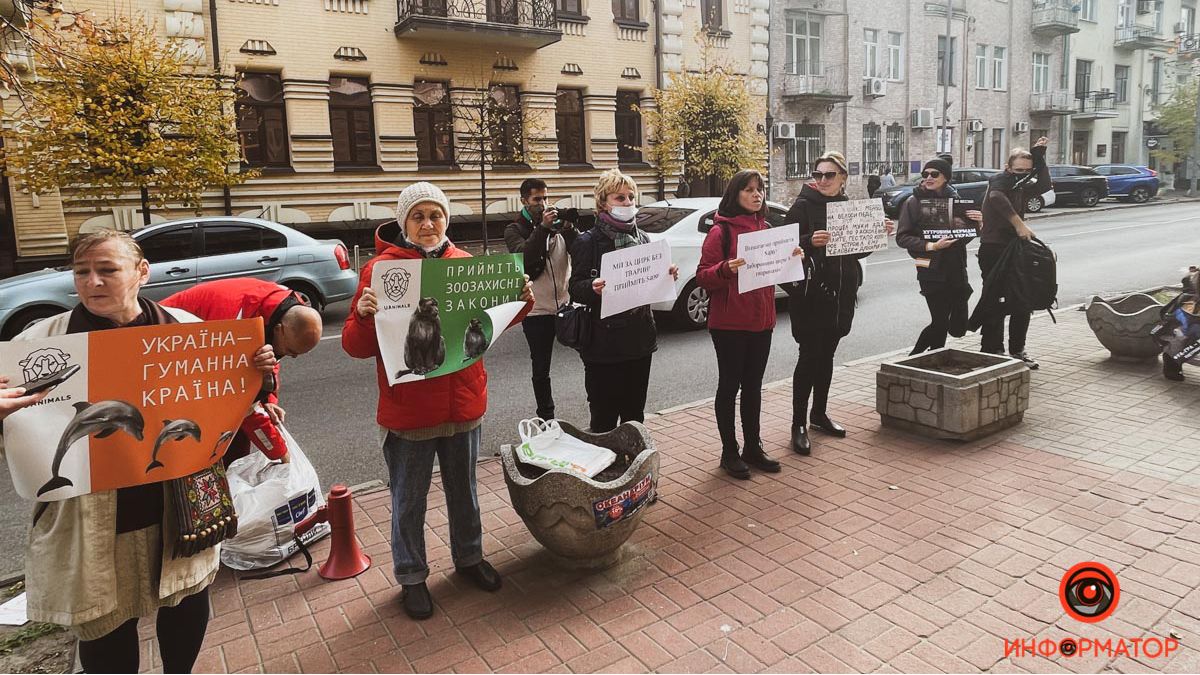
895;157;984;355
783;151;893;455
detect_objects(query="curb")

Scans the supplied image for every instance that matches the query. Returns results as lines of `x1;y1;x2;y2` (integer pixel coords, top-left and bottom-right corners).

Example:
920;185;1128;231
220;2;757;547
1028;196;1200;221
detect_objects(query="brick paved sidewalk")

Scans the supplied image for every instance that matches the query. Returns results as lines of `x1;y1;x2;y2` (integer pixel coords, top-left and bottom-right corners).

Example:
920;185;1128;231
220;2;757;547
139;307;1200;673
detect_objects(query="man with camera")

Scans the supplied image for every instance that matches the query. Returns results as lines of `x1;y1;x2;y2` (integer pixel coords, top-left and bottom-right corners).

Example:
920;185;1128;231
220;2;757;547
504;178;578;421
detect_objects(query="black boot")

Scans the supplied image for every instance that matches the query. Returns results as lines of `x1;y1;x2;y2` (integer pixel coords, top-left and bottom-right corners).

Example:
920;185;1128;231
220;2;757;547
791;425;811;456
720;446;751;480
1010;351;1039;370
1164;355;1185;381
401;583;433;620
456;560;502;592
742;441;781;473
810;413;846;438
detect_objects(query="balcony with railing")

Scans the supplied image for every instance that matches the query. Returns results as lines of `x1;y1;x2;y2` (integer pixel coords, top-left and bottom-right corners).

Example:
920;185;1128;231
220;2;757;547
1031;0;1080;36
395;0;561;48
1029;90;1074;116
780;63;852;103
1114;24;1170;50
1179;33;1200;58
1073;91;1118;120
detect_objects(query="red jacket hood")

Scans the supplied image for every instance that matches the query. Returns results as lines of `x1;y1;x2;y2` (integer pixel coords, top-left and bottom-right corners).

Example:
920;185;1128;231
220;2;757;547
373;220;468;261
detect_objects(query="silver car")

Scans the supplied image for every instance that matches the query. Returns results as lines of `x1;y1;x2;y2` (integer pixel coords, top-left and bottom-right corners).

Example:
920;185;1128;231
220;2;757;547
0;217;359;339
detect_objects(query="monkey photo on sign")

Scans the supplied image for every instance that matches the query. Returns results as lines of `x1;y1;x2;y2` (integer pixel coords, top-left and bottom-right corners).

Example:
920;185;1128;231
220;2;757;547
462;317;488;362
396;297;446;378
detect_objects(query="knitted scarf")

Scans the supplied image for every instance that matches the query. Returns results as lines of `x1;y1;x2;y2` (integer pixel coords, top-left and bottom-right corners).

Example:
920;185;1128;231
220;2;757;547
595;211;645;249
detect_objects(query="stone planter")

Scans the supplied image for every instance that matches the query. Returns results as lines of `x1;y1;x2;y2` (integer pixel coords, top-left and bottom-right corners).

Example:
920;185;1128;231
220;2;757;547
1085;293;1165;361
500;421;659;569
876;348;1030;441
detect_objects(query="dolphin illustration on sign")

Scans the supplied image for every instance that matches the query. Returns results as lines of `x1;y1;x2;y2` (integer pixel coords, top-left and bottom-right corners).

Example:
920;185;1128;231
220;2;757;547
145;419;202;472
37;401;146;497
209;430;237;460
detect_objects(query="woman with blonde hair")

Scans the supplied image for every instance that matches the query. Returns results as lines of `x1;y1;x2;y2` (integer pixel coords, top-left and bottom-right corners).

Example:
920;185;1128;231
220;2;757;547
568;169;677;432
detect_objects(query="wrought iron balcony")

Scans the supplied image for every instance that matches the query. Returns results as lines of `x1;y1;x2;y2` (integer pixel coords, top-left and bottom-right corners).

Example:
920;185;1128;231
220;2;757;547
780;63;852;103
1115;25;1170;50
1073;91;1118;120
1031;0;1080;36
1178;33;1200;57
395;0;561;49
1029;90;1074;116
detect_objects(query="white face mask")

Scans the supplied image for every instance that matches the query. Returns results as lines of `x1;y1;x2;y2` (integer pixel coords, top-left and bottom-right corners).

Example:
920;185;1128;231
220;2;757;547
609;205;638;222
419;236;448;253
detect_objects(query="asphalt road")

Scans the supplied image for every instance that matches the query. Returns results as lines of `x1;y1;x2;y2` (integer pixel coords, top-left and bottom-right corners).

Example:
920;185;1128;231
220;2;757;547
1;200;1197;579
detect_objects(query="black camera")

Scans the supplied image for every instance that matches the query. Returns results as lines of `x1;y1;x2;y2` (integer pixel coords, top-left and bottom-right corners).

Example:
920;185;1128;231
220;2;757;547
558;207;580;224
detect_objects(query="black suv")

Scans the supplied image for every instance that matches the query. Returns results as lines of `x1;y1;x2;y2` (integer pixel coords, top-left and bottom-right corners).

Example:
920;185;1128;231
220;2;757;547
1048;165;1109;207
876;168;1000;218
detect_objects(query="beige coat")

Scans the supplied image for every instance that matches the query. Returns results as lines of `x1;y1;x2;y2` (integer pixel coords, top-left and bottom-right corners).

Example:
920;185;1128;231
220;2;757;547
0;309;220;628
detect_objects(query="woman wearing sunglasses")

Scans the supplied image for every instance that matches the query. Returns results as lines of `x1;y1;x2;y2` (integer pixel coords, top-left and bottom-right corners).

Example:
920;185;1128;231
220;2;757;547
782;152;893;455
896;158;984;354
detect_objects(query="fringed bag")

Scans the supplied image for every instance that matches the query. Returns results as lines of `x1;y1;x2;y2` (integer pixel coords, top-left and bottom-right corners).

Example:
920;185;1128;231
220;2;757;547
168;463;238;558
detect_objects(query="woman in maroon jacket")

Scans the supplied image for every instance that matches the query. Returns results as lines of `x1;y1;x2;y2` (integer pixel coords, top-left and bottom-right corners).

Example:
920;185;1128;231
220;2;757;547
696;170;803;479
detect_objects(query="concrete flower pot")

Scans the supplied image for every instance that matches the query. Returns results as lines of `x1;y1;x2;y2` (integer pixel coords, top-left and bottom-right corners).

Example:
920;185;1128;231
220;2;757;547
876;348;1030;441
500;421;658;569
1085;293;1164;361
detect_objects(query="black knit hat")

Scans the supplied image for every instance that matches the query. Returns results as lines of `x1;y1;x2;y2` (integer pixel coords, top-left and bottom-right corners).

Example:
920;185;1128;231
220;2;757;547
922;157;952;177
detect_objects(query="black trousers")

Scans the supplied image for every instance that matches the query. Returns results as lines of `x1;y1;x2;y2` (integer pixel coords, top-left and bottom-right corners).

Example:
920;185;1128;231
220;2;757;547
978;243;1031;354
78;587;210;674
583;356;652;433
792;324;841;428
521;314;557;419
912;285;969;355
710;329;773;453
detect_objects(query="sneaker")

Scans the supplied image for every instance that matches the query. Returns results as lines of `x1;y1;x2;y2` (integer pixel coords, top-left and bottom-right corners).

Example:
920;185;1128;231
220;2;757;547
401;583;433;620
1010;351;1039;370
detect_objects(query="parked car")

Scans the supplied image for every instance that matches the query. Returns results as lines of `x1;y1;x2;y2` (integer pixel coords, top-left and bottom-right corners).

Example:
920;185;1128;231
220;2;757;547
637;198;791;329
1025;185;1057;213
1092;164;1160;203
0;217;358;339
1048;165;1109;207
876;168;1000;218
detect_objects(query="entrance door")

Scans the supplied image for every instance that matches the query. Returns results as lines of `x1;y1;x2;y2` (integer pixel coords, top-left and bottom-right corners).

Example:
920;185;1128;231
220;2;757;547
1072;130;1090;165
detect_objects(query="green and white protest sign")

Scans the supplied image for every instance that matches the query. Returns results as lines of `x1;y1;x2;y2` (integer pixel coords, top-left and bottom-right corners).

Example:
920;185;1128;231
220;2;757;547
371;253;526;386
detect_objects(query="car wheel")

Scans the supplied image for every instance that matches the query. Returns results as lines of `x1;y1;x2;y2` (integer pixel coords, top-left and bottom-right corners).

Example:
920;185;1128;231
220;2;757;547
1079;188;1100;207
1026;195;1045;213
672;279;708;330
1;306;64;341
284;282;325;312
1129;186;1151;203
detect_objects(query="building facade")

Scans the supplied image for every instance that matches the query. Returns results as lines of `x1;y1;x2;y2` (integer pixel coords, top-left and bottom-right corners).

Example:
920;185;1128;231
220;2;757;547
768;0;1196;205
0;0;767;273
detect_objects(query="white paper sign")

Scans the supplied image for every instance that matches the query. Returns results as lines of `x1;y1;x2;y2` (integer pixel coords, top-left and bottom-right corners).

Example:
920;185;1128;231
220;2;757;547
599;239;676;319
0;593;28;626
825;199;888;257
737;224;806;294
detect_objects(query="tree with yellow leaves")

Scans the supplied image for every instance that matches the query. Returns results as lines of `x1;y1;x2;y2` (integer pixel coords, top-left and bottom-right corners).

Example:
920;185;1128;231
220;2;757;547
2;13;251;222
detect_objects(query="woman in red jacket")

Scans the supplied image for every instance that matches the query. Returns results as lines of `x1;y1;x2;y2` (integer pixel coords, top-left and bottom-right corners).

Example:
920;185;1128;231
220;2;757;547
696;170;803;479
342;181;531;621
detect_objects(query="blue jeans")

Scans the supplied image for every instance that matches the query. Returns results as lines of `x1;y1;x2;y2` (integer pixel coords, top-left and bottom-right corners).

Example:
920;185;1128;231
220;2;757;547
382;427;484;585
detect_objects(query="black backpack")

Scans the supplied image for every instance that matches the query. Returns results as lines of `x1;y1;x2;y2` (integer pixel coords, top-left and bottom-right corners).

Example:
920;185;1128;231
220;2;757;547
1011;237;1058;319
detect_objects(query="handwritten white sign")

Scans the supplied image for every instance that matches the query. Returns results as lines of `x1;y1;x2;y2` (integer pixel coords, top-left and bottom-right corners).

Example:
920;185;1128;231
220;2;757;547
825;199;888;257
737;224;806;294
599;239;676;319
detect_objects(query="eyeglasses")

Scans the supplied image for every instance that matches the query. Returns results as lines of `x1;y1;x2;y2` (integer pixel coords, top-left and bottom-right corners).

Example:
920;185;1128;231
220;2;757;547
921;170;942;179
1009;168;1032;174
810;171;840;181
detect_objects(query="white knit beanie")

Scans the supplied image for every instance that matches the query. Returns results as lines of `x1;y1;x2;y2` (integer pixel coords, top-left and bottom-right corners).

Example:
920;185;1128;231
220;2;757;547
395;181;451;224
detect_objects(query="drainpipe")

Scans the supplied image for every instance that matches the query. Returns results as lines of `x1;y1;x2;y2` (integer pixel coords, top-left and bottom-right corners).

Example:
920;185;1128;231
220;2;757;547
1060;33;1070;164
209;0;234;215
652;0;665;200
764;1;772;200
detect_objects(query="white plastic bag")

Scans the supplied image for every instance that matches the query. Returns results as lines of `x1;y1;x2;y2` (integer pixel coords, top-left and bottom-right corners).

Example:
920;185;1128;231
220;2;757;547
220;425;331;571
515;418;616;478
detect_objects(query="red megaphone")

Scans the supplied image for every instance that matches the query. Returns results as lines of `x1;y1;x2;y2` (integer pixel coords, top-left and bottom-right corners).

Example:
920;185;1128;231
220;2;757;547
294;484;371;580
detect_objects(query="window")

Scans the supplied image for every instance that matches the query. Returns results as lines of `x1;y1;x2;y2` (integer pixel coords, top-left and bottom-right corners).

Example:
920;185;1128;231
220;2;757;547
785;124;824;178
785;14;822;75
488;0;518;23
1112;132;1127;163
1075;59;1092;98
328;77;375;168
1151;57;1163;105
413;81;454;165
992;47;1007;90
1184;6;1197;33
1154;0;1164;32
556;0;581;15
612;0;638;22
862;122;881;167
615;91;642;163
1114;65;1130;103
1118;0;1131;27
138;226;195;264
555;89;585;164
236;73;289;168
863;29;880;79
1032;128;1049;144
937;36;957;86
701;0;722;30
1080;0;1096;20
885;123;905;169
887;32;903;81
489;84;522;165
975;44;989;89
202;225;269;256
1032;53;1050;93
631;207;696;234
973;131;985;166
991;128;1004;169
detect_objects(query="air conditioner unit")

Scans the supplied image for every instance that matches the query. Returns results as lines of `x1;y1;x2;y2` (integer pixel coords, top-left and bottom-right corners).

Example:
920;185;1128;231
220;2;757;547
1174;21;1188;33
1014;121;1029;133
911;108;934;129
863;77;886;98
772;122;796;140
1136;0;1154;14
968;119;985;132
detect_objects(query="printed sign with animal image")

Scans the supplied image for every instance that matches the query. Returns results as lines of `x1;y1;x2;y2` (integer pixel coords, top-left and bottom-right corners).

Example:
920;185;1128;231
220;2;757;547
736;223;806;294
824;199;889;257
598;239;676;319
0;319;264;501
918;198;977;241
371;253;527;387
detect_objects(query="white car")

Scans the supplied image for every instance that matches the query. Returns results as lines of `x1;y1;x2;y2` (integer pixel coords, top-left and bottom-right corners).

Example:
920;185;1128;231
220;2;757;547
1025;187;1057;213
637;197;792;329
